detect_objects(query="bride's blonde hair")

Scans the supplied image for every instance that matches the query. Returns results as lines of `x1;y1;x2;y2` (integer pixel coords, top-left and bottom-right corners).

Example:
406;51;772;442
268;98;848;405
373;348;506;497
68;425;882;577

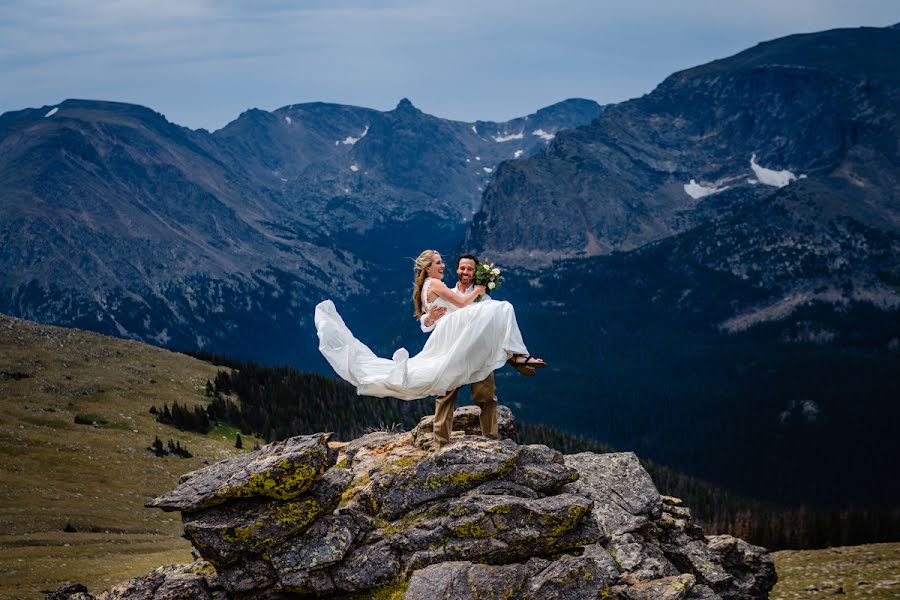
412;249;438;318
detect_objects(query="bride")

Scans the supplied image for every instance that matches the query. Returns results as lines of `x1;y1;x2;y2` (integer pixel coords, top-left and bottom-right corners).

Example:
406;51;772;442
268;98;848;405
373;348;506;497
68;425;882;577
315;249;545;400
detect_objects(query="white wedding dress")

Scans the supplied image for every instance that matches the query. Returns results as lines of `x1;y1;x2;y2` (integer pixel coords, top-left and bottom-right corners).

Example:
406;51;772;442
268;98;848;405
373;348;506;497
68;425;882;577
315;278;529;400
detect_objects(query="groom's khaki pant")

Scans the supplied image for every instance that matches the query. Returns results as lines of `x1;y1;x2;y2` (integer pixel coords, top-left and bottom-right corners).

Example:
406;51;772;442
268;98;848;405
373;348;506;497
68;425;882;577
433;373;497;450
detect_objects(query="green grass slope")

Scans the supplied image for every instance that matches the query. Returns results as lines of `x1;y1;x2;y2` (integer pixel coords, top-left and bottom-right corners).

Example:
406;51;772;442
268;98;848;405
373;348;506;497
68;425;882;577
0;314;261;600
771;542;899;599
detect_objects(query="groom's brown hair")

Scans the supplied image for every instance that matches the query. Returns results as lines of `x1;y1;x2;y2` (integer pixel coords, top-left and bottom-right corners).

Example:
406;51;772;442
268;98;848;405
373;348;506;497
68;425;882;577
457;253;479;267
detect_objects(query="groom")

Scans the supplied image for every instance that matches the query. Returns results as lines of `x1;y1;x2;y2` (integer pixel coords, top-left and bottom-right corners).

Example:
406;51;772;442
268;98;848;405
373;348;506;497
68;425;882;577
421;253;498;450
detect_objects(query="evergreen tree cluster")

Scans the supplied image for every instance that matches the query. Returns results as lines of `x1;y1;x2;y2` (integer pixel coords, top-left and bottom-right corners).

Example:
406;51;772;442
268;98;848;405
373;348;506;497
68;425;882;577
147;436;192;458
151;401;211;434
206;362;431;442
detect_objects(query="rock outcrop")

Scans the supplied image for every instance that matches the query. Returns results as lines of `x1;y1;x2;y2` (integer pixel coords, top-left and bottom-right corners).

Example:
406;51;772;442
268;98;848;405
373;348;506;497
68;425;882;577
49;409;776;599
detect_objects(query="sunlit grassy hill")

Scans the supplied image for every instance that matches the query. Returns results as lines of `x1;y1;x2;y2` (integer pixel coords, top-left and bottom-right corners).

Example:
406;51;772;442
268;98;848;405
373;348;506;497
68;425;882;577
771;543;899;600
0;313;261;600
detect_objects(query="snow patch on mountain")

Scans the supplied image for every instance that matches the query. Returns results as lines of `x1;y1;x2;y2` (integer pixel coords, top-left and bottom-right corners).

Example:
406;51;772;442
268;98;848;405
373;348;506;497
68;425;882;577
284;116;292;124
514;150;523;158
339;126;369;146
779;399;820;424
45;107;59;117
532;129;555;141
684;179;729;199
493;132;524;142
751;154;798;187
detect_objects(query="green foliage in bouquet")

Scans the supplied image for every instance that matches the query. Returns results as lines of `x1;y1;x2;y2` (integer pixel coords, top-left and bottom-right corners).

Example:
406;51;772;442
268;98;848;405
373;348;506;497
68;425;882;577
474;260;505;301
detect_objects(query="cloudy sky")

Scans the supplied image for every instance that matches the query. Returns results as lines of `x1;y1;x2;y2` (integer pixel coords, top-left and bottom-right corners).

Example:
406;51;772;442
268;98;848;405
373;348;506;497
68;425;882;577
2;0;897;131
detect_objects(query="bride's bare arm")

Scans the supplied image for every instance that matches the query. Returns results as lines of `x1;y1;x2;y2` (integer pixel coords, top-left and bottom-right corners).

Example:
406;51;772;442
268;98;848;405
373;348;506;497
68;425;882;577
428;279;486;308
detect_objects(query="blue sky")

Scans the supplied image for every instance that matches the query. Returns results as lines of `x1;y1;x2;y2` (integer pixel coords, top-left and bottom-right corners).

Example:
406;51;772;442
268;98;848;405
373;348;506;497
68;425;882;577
1;0;897;131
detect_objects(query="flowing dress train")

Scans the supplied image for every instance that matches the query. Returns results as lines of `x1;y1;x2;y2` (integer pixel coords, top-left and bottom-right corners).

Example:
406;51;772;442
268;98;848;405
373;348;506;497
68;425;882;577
314;279;528;399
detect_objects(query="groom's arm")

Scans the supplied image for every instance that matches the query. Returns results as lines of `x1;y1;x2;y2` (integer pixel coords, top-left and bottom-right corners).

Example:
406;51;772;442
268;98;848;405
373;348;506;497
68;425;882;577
420;306;447;333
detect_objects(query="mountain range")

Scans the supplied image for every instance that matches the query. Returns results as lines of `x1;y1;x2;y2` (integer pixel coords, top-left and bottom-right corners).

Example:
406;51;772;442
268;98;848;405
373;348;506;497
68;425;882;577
0;96;600;357
2;25;899;513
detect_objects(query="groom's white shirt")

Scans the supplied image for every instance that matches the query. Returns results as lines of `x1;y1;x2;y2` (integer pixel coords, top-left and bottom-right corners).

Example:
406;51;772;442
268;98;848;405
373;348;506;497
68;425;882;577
420;283;491;333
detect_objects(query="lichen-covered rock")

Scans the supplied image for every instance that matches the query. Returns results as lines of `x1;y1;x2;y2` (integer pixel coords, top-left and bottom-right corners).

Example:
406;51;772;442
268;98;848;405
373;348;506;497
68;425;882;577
661;536;733;590
96;562;223;600
506;444;579;493
403;561;480;599
615;573;697;599
396;492;595;570
45;583;95;600
563;452;662;538
330;540;401;592
687;584;724;599
80;409;775;600
182;467;350;566
270;514;360;590
608;533;680;581
520;553;617;599
219;555;277;594
147;433;331;512
377;438;519;519
705;535;777;599
403;553;617;600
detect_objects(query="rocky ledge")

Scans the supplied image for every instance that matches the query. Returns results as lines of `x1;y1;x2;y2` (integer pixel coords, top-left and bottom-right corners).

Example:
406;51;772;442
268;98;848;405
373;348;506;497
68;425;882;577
49;407;776;599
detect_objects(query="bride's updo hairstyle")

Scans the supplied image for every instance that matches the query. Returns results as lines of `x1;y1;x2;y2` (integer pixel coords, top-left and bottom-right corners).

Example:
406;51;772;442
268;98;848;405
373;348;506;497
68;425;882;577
412;249;438;318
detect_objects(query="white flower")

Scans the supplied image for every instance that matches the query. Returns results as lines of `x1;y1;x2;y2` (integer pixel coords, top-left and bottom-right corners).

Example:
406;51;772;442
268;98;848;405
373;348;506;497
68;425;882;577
492;268;500;275
488;281;496;289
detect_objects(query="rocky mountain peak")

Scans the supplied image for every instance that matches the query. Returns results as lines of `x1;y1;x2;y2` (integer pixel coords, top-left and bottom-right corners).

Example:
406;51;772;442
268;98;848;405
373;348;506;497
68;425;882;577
52;407;775;599
395;97;417;111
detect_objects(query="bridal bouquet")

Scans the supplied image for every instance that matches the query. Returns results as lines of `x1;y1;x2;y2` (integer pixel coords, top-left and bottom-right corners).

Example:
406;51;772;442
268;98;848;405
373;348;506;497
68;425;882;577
474;260;504;300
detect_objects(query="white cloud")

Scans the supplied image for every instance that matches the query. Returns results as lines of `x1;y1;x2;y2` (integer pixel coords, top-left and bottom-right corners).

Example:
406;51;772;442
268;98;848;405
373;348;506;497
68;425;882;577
750;153;797;188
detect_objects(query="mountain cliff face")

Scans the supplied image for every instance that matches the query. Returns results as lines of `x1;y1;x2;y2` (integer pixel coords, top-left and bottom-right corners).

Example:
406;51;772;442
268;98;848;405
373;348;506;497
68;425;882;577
462;26;900;511
0;97;600;359
49;411;776;600
467;26;900;265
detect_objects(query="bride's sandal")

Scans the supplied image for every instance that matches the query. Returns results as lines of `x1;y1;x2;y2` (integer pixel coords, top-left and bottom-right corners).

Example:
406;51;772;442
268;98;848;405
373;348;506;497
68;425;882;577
508;361;536;377
512;354;547;369
507;356;538;377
